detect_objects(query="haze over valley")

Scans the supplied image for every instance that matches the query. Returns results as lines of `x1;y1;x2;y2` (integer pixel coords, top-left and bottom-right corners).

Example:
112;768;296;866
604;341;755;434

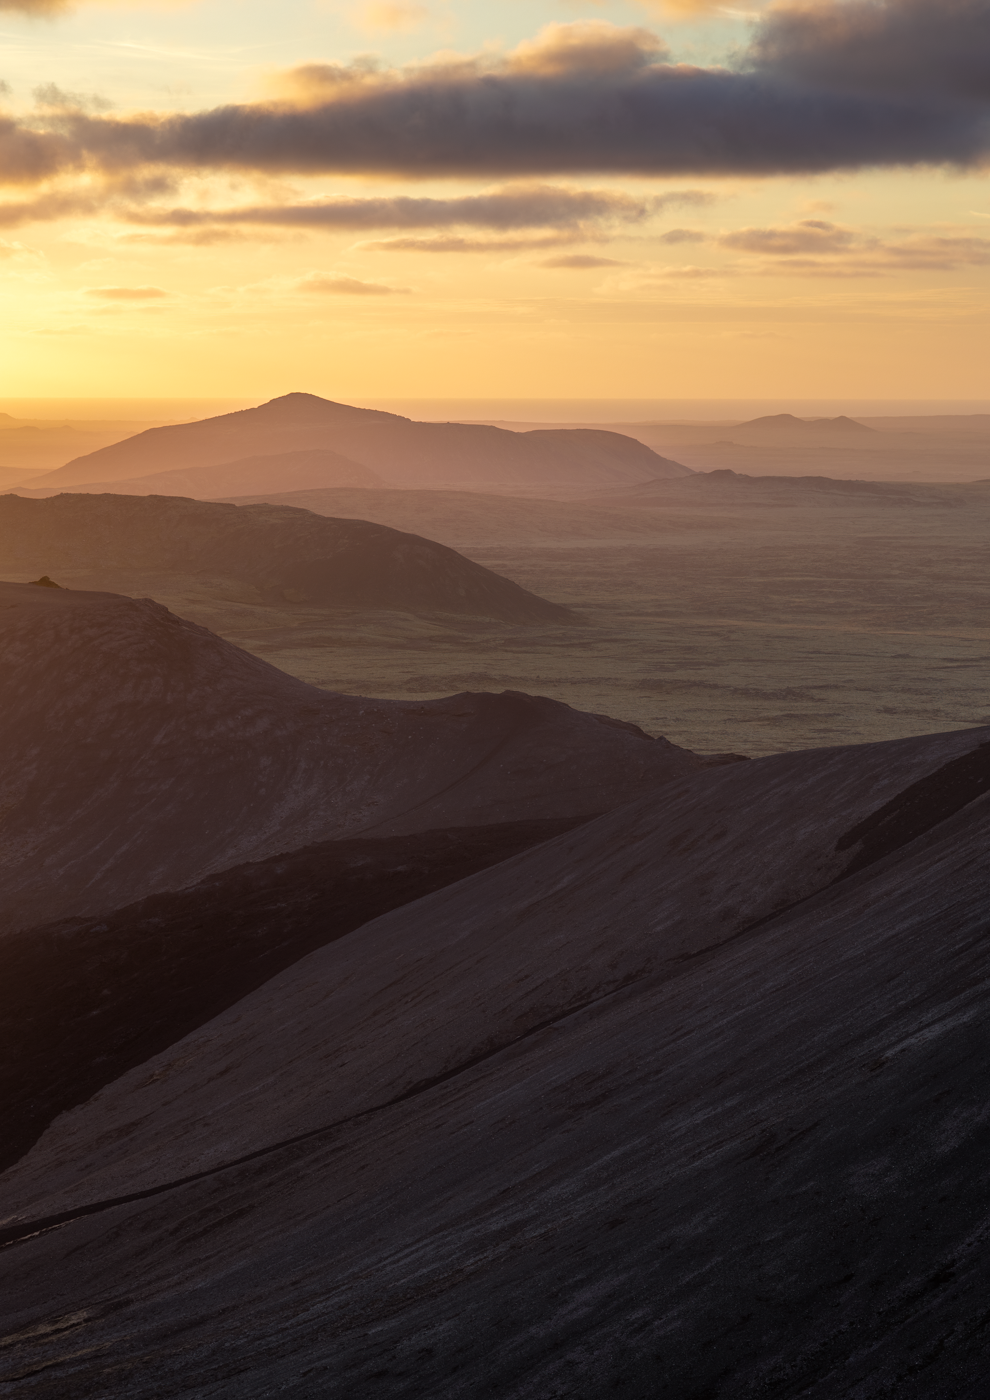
3;394;987;757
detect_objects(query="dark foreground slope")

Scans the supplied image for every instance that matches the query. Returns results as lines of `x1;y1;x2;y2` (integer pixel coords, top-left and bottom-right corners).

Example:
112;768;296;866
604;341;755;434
0;493;571;621
0;583;696;929
28;393;690;493
0;818;591;1174
0;726;987;1397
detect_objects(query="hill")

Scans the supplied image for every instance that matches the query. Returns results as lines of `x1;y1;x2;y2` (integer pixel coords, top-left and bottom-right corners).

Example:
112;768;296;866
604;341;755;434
8;448;386;499
0;581;699;930
1;723;987;1396
26;393;692;494
0;493;571;622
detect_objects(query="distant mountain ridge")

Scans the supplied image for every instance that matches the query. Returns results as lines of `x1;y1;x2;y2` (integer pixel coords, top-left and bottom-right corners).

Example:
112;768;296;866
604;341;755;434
735;413;874;435
27;393;692;493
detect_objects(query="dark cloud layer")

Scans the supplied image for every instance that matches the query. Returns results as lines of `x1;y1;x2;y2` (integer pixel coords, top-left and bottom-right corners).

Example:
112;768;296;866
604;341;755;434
1;6;988;187
750;0;990;102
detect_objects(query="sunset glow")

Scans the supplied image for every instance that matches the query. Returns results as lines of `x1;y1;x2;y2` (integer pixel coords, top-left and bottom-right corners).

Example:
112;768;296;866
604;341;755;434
2;0;988;397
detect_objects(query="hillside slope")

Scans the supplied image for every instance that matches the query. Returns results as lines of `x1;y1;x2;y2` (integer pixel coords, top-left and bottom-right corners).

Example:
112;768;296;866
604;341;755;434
0;582;698;929
28;393;692;493
0;493;570;621
1;725;987;1397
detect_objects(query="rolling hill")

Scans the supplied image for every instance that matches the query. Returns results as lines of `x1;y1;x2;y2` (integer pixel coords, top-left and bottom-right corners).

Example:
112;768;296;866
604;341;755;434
0;493;571;621
0;581;699;930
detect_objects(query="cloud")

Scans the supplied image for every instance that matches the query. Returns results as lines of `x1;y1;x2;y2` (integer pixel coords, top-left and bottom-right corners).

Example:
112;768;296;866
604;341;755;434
296;272;410;293
658;227;706;244
118;227;260;246
749;0;990;103
0;115;80;185
0;174;177;227
356;233;590;252
507;21;668;76
719;220;861;256
84;285;168;298
715;219;990;274
2;11;990;186
34;83;112;114
0;181;712;231
539;254;625;268
123;184;699;232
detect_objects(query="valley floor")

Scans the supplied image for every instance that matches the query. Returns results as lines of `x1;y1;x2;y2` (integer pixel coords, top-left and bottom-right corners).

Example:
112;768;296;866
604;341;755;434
149;498;990;757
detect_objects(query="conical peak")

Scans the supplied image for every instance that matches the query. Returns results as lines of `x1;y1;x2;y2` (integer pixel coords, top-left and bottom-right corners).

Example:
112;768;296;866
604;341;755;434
248;393;409;425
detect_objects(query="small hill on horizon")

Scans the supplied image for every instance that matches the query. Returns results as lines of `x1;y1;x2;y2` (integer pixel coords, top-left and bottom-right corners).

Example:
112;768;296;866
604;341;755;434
26;393;692;494
0;493;572;624
734;413;874;436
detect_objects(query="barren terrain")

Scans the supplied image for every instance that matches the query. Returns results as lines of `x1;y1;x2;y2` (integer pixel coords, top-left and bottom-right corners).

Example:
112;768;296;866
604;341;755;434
201;482;990;757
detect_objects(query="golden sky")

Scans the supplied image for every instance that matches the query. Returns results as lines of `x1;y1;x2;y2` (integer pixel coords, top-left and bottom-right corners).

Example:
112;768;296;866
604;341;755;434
1;0;988;398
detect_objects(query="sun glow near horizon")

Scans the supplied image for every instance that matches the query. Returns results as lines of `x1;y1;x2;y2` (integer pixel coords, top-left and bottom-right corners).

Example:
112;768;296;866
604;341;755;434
1;2;988;398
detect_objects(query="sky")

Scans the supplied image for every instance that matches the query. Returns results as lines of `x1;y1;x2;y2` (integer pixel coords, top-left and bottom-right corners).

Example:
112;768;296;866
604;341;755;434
1;0;988;400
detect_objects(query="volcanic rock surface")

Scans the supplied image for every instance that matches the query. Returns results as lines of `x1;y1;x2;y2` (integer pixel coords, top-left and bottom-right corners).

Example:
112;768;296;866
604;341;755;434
0;582;697;930
0;493;571;621
27;393;691;493
0;817;592;1174
1;723;987;1397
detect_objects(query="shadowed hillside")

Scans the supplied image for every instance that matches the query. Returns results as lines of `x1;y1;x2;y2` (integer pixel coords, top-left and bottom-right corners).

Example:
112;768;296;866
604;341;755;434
0;493;572;622
0;582;698;930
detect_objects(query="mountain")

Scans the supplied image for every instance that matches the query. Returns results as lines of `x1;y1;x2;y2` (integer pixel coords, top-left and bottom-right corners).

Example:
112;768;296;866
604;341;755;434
0;582;699;930
734;412;874;436
9;448;386;499
0;494;570;621
1;723;987;1396
25;393;692;493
